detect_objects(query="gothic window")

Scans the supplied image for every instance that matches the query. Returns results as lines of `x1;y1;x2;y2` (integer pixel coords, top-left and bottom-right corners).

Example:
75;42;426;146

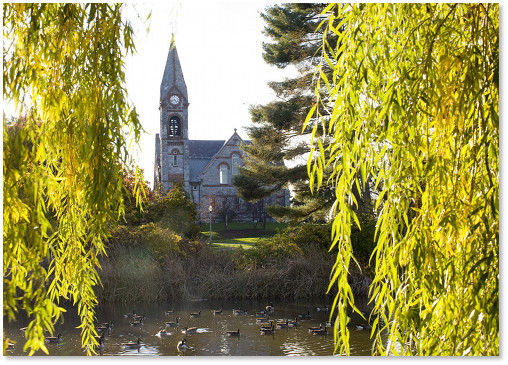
220;165;228;185
232;155;240;175
169;116;181;137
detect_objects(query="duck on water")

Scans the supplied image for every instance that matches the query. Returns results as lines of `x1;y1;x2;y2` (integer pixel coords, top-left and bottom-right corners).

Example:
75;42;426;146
45;334;62;344
177;338;188;352
166;317;179;327
226;329;240;336
123;338;142;349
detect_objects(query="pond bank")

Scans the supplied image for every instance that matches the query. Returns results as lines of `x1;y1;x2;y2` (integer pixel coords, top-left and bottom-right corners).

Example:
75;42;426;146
96;241;337;303
97;223;373;305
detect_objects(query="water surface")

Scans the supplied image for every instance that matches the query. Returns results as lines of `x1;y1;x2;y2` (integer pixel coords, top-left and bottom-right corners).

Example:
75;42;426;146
4;299;376;356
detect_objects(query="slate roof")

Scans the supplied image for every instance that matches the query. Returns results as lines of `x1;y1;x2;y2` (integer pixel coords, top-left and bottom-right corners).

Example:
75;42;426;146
187;139;251;183
188;140;225;159
188;140;224;182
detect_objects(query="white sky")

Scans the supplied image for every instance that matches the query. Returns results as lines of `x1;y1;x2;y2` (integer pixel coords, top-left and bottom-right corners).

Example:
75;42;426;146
2;1;294;189
123;1;296;188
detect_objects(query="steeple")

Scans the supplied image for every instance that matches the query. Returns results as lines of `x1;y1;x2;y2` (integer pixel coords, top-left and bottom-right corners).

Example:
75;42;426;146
160;34;188;103
156;34;190;194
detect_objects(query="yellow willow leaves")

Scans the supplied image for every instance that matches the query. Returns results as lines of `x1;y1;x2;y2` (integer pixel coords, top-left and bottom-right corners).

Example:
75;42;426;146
307;3;498;356
3;3;146;355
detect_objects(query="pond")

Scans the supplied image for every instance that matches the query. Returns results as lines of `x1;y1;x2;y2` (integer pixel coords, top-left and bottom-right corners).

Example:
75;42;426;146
4;299;378;356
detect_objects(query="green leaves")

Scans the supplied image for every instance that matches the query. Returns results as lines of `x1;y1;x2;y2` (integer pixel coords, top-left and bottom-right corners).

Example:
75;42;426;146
3;3;142;355
309;3;499;356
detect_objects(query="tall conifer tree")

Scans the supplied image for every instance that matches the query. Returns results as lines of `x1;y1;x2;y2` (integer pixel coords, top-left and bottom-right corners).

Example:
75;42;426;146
233;3;337;223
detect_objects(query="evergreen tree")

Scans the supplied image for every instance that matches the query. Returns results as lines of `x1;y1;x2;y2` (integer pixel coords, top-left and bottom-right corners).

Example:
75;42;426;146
233;3;337;223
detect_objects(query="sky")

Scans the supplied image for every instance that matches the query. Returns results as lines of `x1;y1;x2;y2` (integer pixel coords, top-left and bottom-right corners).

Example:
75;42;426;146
123;1;296;188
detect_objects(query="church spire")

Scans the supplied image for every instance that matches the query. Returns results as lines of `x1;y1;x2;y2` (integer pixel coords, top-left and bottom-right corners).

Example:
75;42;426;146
160;34;187;103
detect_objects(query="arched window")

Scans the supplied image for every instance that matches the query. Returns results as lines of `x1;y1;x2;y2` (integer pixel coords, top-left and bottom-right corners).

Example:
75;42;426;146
169;116;181;136
232;155;240;175
220;165;228;184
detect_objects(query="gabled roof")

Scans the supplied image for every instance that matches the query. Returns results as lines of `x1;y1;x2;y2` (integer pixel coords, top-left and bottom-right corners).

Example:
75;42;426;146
188;140;225;182
199;130;247;178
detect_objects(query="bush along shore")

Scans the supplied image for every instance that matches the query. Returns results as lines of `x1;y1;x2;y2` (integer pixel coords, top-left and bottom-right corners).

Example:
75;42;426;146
95;185;376;303
95;222;374;303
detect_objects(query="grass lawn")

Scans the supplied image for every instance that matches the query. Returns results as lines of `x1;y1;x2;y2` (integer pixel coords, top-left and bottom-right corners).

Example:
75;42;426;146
200;221;288;248
209;242;255;250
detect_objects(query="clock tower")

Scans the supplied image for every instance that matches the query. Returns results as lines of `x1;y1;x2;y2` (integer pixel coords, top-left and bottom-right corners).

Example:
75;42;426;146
154;35;190;192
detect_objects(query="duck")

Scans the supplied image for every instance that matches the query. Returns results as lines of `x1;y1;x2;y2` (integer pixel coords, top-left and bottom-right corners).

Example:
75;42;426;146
19;326;27;333
226;328;240;336
96;324;112;334
356;324;372;331
189;310;201;318
94;332;105;342
316;305;329;312
182;326;198;334
124;309;136;319
255;310;267;317
100;320;114;329
288;318;298;327
265;303;274;314
165;309;175;316
98;336;105;352
298;310;311;319
212;308;223;315
156;329;169;337
165;317;179;327
260;322;275;335
276;319;290;329
45;333;62;344
123;337;142;349
233;308;247;315
256;317;270;324
130;317;144;327
177;338;188;352
7;342;15;350
313;328;328;335
97;321;113;334
260;321;274;331
133;314;146;322
308;324;323;333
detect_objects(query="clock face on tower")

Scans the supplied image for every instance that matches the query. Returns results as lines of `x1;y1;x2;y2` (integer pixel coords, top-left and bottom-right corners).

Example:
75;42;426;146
169;94;180;105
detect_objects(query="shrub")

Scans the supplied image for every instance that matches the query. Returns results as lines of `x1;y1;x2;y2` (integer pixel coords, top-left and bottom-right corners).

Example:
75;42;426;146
144;184;201;238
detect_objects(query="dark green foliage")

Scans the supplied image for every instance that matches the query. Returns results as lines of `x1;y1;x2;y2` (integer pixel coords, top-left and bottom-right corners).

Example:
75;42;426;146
261;3;327;68
144;184;200;238
233;3;337;223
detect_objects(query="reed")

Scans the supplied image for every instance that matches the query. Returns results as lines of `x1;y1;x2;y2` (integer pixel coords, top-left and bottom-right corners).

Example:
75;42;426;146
97;223;371;302
97;245;164;303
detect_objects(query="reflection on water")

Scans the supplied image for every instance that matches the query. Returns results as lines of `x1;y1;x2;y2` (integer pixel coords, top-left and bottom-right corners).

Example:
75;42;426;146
4;299;378;356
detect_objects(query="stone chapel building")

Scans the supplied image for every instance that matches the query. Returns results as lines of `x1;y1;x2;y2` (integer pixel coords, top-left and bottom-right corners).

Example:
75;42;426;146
154;39;290;222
